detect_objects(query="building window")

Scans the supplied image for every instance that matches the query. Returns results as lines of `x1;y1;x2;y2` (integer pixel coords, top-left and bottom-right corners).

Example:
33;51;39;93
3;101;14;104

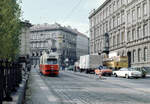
138;49;141;62
143;3;147;16
132;9;136;22
113;35;116;46
117;34;120;45
117;15;120;26
117;0;120;8
106;7;108;17
121;31;125;43
106;22;108;32
103;10;105;19
137;6;141;18
133;50;136;63
31;34;34;39
114;17;117;27
143;24;148;37
144;47;147;61
127;0;129;4
113;1;116;12
113;17;115;28
103;23;105;33
109;19;111;30
121;11;125;24
132;29;135;41
127;12;130;24
121;0;124;5
109;5;112;15
100;12;103;21
137;27;140;39
127;31;130;42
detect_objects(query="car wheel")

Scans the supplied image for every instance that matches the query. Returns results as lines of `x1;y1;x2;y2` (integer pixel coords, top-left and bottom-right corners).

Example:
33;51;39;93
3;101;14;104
114;73;117;77
85;70;89;74
108;73;112;76
125;74;129;79
142;75;146;78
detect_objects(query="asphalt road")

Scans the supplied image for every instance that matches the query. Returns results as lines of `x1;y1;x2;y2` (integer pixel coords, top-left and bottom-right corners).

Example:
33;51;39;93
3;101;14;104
25;69;150;104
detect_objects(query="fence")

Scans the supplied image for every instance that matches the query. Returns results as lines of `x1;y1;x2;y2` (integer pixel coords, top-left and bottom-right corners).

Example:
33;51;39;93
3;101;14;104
0;59;22;104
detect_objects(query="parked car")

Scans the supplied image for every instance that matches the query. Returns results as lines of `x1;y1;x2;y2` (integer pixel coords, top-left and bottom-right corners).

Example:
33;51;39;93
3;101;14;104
132;67;147;78
95;66;112;76
143;67;150;73
113;68;142;78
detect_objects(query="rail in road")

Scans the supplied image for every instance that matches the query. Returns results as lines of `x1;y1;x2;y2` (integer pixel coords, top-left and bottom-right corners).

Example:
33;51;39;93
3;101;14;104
25;68;150;104
66;71;150;93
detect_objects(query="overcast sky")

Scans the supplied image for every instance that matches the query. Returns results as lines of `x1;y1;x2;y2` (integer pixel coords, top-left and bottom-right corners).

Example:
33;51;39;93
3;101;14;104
21;0;105;36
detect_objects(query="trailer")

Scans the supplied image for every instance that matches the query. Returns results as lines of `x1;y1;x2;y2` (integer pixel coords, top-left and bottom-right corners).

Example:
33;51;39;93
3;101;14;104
79;55;102;73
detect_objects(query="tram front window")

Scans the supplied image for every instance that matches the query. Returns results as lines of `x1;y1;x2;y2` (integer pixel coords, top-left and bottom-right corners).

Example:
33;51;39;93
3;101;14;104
47;59;57;65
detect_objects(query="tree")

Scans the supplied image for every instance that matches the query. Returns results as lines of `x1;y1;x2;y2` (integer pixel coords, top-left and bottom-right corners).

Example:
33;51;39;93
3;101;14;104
0;0;22;60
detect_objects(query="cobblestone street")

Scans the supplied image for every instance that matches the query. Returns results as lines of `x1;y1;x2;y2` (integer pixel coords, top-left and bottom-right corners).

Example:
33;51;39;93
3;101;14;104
25;68;150;104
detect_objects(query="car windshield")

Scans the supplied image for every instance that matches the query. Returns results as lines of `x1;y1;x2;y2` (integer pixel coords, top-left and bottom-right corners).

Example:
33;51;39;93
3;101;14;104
102;66;108;69
128;68;137;71
98;66;108;69
119;68;128;71
143;67;150;70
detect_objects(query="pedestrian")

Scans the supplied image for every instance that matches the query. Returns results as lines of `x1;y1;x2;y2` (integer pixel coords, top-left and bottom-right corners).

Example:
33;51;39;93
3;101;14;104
98;71;102;79
95;69;102;79
62;64;65;71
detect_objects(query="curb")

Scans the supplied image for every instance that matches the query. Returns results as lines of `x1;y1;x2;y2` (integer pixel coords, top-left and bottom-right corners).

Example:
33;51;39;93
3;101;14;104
17;75;29;104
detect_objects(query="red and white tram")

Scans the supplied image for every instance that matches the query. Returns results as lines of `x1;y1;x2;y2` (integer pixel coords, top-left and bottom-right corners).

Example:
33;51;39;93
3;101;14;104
40;51;59;76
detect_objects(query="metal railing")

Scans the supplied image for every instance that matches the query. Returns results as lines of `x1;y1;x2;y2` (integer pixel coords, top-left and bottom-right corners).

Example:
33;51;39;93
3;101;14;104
0;59;22;104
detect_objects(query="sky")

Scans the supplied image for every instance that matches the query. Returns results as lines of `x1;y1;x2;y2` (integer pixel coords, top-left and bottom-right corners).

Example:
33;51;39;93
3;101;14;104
21;0;106;36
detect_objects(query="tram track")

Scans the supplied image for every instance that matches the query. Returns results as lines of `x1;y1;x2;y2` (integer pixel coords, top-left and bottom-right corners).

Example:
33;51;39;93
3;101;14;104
39;70;94;104
65;71;150;94
35;68;150;104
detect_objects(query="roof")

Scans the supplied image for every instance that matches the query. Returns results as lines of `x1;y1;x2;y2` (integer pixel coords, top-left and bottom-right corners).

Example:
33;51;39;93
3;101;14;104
89;0;111;19
30;23;87;36
21;20;32;27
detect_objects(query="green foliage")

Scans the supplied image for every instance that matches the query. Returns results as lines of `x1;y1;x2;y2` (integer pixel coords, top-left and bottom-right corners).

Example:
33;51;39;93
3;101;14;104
0;0;22;60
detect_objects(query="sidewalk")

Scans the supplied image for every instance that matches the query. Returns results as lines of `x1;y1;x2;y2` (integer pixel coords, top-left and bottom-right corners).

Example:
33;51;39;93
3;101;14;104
3;73;29;104
24;68;60;104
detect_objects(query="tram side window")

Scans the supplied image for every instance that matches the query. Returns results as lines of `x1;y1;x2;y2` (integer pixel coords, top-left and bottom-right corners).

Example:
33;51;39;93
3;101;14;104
47;59;57;65
40;56;43;64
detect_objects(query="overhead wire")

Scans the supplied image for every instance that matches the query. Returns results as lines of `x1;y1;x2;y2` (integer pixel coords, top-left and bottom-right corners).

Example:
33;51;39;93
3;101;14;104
62;0;82;23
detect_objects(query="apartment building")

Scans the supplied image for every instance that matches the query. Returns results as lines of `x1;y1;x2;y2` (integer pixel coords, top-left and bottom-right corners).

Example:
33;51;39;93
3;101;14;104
89;0;150;67
30;23;88;66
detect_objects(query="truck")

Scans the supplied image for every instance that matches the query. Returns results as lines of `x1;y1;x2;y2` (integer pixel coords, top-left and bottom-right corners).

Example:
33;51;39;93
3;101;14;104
79;55;102;73
103;56;128;70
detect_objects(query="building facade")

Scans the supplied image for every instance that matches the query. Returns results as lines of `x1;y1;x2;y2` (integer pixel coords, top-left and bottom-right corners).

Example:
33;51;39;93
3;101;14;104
20;21;32;57
76;33;89;60
30;23;79;66
89;0;150;67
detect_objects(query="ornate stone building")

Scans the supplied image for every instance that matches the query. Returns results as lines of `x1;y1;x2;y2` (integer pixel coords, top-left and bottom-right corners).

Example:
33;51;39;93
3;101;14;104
89;0;150;67
30;23;88;66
